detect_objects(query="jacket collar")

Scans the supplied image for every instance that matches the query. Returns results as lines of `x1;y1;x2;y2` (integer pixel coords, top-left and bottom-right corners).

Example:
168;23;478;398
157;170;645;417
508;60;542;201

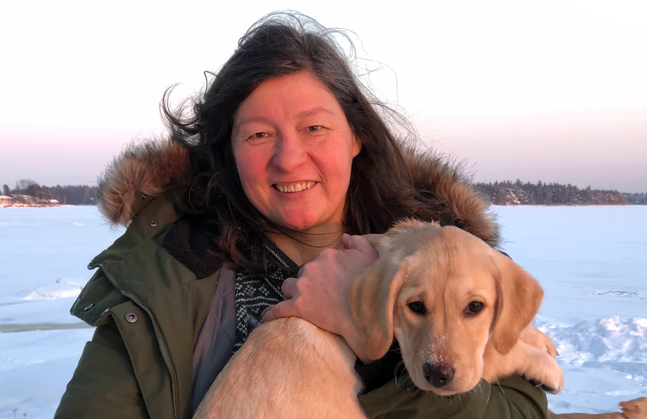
96;138;500;247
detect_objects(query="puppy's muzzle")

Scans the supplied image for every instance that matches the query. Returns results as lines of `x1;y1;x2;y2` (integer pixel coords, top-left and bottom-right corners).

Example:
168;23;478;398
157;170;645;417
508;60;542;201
423;362;455;388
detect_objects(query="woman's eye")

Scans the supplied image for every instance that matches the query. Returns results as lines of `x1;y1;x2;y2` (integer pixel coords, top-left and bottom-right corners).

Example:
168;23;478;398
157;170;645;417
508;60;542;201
307;125;322;132
243;132;271;143
466;301;484;316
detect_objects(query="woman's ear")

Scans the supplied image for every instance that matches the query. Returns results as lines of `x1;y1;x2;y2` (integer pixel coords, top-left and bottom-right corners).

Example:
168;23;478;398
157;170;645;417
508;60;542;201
351;134;362;158
350;253;409;360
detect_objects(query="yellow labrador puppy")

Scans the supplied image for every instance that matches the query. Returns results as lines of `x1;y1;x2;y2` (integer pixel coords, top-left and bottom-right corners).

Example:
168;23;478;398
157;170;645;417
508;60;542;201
194;220;563;418
354;219;563;395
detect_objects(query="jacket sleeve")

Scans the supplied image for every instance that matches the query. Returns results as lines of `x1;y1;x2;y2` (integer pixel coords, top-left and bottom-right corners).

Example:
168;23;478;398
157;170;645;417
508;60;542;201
358;376;548;419
54;321;150;419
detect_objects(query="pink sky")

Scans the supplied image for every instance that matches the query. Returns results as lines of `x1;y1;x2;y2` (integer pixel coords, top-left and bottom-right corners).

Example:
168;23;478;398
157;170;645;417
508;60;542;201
1;1;645;193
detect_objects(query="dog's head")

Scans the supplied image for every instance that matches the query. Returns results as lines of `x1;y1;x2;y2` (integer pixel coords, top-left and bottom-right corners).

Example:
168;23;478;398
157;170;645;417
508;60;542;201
353;219;543;395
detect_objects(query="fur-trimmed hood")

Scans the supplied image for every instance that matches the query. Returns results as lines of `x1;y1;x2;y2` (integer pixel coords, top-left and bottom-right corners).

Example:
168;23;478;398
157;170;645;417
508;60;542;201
96;138;189;226
97;139;499;246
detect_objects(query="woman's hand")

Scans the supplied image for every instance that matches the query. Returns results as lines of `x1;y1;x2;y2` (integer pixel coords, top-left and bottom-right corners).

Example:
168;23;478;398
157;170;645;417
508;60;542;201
262;233;379;362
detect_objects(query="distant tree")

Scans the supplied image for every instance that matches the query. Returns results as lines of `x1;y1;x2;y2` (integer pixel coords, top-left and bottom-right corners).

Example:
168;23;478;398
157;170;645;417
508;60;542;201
15;179;38;195
2;184;11;197
26;182;51;200
584;186;593;203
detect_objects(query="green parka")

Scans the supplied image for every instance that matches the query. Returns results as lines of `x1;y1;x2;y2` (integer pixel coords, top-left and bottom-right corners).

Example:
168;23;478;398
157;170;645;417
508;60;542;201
54;141;548;419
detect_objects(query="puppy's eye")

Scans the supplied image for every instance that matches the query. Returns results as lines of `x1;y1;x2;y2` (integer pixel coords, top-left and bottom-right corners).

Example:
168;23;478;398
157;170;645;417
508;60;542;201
408;301;427;315
466;301;484;316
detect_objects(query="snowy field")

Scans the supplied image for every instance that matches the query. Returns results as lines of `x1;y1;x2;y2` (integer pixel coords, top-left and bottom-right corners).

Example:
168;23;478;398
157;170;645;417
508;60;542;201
0;205;645;418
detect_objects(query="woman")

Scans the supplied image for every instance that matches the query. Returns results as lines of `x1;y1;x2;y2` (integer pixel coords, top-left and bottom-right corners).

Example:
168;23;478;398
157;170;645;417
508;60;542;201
55;12;549;419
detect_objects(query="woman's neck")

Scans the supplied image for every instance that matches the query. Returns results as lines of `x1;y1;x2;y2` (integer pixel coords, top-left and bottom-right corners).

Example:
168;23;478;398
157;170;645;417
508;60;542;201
266;229;345;266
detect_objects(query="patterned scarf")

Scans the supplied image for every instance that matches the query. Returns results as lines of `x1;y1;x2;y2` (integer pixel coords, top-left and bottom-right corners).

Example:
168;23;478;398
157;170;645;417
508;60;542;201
233;240;299;350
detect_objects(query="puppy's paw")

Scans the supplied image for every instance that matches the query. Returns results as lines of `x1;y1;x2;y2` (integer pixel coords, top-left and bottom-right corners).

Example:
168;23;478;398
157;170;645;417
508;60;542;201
527;378;562;395
519;325;559;358
619;397;647;419
541;361;563;395
526;378;555;394
523;351;564;394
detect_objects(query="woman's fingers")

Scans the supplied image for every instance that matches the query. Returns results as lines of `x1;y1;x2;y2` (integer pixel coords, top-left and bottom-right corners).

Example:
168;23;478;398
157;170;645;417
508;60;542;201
341;233;378;256
343;233;385;258
262;300;296;322
280;277;297;299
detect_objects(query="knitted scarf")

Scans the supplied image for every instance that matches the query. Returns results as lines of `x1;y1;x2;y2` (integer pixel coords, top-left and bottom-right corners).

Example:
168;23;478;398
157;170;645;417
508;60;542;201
233;240;299;350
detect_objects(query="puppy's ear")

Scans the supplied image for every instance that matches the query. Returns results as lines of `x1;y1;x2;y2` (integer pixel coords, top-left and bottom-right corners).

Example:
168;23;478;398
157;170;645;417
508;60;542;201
350;254;409;360
491;253;544;354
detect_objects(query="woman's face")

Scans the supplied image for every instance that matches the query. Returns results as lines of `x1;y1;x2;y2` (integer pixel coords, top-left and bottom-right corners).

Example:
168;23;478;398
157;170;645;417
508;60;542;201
232;71;361;233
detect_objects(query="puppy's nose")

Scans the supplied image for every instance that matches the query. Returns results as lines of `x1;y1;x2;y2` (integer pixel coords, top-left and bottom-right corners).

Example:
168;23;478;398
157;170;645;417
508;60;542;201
423;362;455;388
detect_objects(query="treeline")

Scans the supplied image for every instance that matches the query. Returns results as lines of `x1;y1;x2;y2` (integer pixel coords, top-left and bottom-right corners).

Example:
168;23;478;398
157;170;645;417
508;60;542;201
46;184;98;205
474;180;631;206
623;193;647;205
3;178;644;207
2;179;98;205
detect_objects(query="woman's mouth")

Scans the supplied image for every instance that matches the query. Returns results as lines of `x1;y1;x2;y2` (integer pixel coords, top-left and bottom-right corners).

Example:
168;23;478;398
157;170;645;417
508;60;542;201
273;181;316;193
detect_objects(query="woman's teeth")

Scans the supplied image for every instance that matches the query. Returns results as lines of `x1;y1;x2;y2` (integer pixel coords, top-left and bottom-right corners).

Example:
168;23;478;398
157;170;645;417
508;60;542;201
274;181;315;193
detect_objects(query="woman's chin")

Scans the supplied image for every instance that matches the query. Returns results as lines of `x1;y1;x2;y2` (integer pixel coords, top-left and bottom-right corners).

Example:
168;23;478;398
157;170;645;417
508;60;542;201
280;219;320;233
274;216;341;235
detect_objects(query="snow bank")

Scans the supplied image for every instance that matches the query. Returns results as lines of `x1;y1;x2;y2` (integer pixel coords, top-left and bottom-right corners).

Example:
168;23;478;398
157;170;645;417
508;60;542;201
22;278;88;301
542;316;647;397
540;317;647;365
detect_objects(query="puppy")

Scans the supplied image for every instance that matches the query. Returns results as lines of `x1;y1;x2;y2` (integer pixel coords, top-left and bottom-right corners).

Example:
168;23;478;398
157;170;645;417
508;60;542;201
355;219;563;395
194;220;563;418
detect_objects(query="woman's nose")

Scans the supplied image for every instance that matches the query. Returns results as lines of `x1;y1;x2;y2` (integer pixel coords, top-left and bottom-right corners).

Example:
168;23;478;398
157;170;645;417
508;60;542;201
272;132;307;171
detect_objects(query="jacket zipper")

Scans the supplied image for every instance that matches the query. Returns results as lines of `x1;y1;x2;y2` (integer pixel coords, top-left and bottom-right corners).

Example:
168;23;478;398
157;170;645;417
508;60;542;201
99;263;179;419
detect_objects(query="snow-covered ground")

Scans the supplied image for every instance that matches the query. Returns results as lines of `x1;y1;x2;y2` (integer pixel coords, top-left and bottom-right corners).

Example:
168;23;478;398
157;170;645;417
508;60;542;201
0;205;645;418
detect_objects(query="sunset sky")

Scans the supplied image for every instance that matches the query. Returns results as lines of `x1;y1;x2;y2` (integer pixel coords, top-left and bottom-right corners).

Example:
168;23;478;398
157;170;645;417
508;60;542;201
1;0;645;193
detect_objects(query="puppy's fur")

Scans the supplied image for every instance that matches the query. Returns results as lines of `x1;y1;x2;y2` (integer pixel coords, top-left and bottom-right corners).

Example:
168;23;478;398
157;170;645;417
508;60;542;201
194;220;563;418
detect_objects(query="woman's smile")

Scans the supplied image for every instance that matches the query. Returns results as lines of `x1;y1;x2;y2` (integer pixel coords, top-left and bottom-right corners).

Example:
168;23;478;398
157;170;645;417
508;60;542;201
273;181;316;193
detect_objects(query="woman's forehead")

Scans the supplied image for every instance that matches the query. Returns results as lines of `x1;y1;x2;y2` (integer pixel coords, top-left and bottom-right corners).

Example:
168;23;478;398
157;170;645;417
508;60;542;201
234;72;343;125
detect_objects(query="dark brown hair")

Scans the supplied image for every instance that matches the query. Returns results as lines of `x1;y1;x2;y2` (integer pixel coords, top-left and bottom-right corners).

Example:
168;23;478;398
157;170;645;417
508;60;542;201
163;12;439;271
